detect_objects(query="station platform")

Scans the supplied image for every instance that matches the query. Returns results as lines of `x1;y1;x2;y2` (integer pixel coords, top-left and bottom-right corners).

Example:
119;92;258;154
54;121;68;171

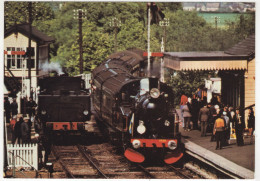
176;111;255;179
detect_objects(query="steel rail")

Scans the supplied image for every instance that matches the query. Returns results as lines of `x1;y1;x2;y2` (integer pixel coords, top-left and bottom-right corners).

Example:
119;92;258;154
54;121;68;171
136;164;155;179
77;145;109;179
52;146;75;178
167;164;192;179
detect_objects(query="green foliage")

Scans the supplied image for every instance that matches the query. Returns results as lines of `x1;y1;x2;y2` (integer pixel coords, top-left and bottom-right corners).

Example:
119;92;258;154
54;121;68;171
4;2;54;30
4;2;255;95
118;18;146;50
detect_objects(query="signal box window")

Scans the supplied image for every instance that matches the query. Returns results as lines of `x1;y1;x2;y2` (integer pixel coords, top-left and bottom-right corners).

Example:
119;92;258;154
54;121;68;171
6;47;35;69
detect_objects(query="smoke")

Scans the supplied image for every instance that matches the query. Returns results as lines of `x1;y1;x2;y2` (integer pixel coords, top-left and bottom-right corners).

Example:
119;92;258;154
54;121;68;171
40;61;64;75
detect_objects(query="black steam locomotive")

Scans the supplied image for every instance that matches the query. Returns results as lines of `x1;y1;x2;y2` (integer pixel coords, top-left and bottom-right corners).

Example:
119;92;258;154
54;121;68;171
38;76;91;133
91;49;183;164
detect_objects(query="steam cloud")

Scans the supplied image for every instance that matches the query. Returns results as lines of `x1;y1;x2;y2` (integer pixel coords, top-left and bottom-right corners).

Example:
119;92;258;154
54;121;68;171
40;61;64;75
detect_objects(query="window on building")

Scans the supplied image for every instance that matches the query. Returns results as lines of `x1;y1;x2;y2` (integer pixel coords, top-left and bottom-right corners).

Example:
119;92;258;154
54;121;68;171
6;47;35;69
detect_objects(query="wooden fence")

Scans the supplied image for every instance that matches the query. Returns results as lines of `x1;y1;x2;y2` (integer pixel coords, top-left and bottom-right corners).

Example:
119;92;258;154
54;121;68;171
7;143;38;170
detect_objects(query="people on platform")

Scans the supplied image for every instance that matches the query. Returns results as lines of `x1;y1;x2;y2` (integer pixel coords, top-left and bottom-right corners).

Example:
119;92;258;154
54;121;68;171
4;97;11;123
191;96;200;130
27;97;37;119
10;115;17;144
234;108;245;146
222;108;230;145
208;104;217;141
211;95;219;106
11;98;18;117
180;92;188;128
198;103;210;137
182;101;192;131
213;109;226;150
21;116;31;144
247;108;255;144
14;114;23;144
195;88;202;99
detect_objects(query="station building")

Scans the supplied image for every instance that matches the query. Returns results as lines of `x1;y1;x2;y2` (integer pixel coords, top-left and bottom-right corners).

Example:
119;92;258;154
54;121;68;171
4;23;55;113
164;34;255;127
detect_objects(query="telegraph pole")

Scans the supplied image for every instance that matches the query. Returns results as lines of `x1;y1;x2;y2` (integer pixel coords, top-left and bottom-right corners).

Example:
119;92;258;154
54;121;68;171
109;17;121;53
74;9;87;74
147;4;151;77
159;18;169;51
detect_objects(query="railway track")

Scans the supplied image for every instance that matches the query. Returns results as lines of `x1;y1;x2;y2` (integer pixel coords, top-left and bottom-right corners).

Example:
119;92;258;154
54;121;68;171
52;145;101;178
47;125;197;179
81;141;197;179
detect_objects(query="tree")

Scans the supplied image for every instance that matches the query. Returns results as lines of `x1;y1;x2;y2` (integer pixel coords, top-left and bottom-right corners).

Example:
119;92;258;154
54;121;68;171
4;2;54;30
5;2;255;79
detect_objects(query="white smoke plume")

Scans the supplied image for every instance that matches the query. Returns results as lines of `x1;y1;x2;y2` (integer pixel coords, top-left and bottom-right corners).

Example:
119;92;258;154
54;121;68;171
40;61;64;75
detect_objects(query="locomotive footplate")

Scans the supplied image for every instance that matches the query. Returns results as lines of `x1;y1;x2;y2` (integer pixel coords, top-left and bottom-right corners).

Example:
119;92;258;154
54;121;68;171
124;139;183;164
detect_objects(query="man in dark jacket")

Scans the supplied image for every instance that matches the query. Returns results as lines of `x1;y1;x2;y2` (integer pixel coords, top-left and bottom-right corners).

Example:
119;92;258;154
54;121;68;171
234;108;245;146
21;116;30;143
198;103;210;137
11;98;18;117
27;97;37;118
191;97;200;130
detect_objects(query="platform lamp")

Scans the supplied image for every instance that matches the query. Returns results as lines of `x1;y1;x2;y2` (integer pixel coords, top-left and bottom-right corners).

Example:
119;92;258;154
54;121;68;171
109;17;121;53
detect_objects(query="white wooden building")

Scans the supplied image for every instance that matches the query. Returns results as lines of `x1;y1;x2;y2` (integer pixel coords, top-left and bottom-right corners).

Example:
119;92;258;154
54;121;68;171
4;23;54;112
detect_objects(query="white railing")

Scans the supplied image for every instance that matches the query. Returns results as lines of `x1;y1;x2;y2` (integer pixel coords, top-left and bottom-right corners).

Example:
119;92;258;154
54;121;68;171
7;143;38;170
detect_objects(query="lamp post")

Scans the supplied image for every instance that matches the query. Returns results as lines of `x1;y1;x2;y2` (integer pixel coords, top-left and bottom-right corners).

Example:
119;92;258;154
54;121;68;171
109;17;121;53
74;9;87;74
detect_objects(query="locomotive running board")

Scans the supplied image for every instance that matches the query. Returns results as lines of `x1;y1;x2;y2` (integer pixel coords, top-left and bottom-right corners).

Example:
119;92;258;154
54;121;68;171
164;149;183;164
124;148;145;163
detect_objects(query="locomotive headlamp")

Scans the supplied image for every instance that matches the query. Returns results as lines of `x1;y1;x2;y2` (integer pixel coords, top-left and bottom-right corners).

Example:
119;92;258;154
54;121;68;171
137;121;146;134
41;110;47;115
164;120;170;126
132;139;141;149
150;88;160;98
83;110;89;115
168;140;177;150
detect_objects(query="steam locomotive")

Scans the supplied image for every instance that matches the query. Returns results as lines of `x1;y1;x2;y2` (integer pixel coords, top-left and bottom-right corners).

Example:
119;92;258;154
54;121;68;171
91;49;183;164
38;76;91;133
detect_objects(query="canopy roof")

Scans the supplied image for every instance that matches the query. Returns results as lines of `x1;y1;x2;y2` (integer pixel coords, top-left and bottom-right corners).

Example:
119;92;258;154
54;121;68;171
164;34;255;71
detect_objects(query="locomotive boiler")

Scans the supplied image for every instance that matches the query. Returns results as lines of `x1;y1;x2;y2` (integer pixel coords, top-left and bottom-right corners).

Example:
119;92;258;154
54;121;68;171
91;49;183;164
38;76;91;133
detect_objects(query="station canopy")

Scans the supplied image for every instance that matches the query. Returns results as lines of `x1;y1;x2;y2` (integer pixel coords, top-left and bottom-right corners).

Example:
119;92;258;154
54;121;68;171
163;51;248;71
163;34;255;71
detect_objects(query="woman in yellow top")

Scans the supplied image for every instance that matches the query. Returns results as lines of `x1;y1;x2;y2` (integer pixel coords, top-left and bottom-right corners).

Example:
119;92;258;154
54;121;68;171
213;109;226;150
